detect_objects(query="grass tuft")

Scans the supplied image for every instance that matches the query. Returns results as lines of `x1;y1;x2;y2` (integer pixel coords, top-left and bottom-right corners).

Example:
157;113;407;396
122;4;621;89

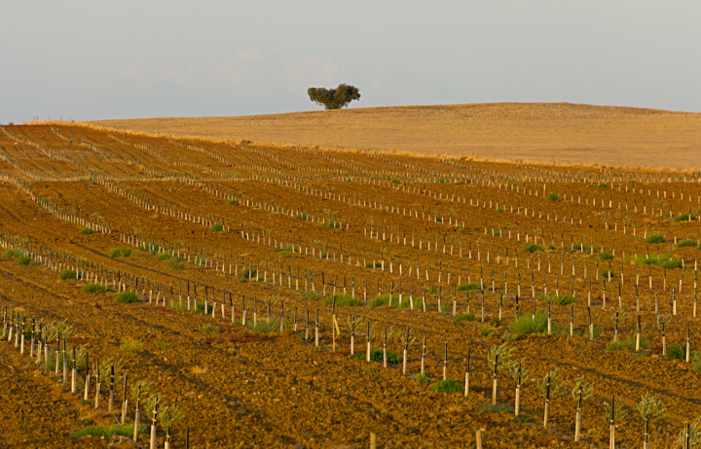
523;244;544;253
247;320;281;334
120;337;146;352
78;227;96;235
323;294;363;307
83;283;110;294
627;254;682;269
108;247;131;258
547;192;560;201
59;269;77;280
456;282;481;291
202;324;220;333
115;291;140;303
71;423;143;439
509;313;548;335
3;248;22;258
453;313;477;323
211;222;224;232
676;239;697;248
430;379;463;393
538;294;577;306
645;234;666;244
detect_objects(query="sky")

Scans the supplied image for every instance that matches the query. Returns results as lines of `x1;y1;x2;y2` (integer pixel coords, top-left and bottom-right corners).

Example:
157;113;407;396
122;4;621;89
1;0;700;123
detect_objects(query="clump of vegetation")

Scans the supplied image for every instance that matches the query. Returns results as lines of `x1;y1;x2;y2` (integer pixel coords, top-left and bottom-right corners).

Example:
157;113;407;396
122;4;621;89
674;213;697;222
83;283;110;294
241;267;258;281
607;334;649;351
645;234;666;244
597;183;608;188
479;324;498;337
228;198;239;205
539;294;577;306
523;244;544;253
168;257;186;270
59;269;77;280
598;251;614;260
676;239;698;248
354;349;399;364
368;294;398;308
324;294;363;307
414;373;429;384
453;313;477;323
666;342;687;361
115;291;140;303
365;262;382;268
16;255;33;265
247;320;281;334
321;220;340;228
430;379;463;393
547;192;560;201
202;324;220;333
211;222;224;232
157;252;172;260
108;247;131;258
457;282;481;291
120;337;146;352
3;248;23;259
627;254;682;269
509;313;548;335
78;227;95;235
71;423;143;439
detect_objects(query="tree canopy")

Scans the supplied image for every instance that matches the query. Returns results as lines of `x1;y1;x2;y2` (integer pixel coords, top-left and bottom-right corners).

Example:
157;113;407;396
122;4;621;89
307;84;360;110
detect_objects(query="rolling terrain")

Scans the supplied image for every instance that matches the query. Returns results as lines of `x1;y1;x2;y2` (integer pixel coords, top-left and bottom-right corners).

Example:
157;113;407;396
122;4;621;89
87;103;701;170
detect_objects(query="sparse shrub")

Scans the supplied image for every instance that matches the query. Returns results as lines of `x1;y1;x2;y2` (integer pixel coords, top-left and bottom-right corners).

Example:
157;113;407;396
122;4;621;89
430;379;463;393
78;227;95;234
539;294;577;306
415;373;429;383
247;319;282;334
453;313;477;323
115;291;140;303
479;324;498;337
169;259;186;270
108;247;131;258
120;337;146;352
157;252;172;260
523;243;544;253
324;294;363;307
202;324;220;333
547;192;560;201
228;198;239;205
211;222;224;232
598;251;614;260
241;267;257;281
17;255;32;265
59;269;77;280
83;283;110;294
645;234;665;244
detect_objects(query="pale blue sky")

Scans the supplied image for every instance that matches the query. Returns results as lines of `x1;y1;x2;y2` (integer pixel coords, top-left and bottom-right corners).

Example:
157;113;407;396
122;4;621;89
1;0;699;123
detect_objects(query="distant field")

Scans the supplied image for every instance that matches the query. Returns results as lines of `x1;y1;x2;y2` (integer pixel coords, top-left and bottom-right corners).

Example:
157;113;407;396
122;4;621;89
88;102;701;170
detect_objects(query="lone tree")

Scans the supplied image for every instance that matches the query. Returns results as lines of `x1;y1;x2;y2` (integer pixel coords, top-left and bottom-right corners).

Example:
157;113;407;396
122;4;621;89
307;84;360;110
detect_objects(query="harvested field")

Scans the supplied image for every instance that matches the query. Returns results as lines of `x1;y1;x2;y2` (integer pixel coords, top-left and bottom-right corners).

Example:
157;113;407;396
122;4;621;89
1;122;701;448
86;103;701;170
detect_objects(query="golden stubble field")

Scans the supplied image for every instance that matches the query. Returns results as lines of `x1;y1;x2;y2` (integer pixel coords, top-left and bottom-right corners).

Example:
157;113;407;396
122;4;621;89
88;102;701;170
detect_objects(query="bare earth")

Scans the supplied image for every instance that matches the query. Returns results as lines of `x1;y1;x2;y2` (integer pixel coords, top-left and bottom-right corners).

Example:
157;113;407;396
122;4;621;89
87;102;701;170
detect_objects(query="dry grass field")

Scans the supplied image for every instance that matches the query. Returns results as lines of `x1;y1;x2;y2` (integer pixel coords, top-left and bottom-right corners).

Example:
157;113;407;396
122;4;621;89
88;102;701;170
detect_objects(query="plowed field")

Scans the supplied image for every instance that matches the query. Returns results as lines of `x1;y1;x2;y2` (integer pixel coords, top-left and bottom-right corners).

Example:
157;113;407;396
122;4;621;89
0;122;700;448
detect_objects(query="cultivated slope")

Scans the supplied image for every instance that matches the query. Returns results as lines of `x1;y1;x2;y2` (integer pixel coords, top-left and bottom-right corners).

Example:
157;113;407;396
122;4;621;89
88;103;701;169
